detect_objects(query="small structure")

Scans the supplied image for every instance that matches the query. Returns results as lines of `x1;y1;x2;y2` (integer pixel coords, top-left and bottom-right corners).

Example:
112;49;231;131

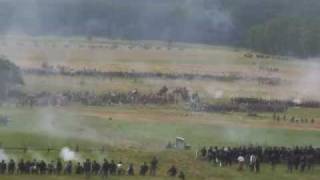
176;137;185;150
167;137;191;150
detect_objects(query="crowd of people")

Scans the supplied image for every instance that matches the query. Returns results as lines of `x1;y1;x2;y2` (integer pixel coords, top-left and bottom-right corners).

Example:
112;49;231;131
0;156;186;179
273;113;316;124
23;64;282;85
16;86;189;107
197;145;320;173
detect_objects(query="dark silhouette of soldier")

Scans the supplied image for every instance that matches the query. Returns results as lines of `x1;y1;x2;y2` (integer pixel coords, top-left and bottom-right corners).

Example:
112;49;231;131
92;160;100;175
127;163;134;176
0;160;7;174
17;159;25;174
139;162;148;176
47;161;54;175
150;156;158;176
56;159;63;175
109;160;116;175
39;160;47;175
8;159;15;175
287;153;294;173
75;162;83;175
101;159;109;178
83;159;92;179
255;156;261;173
167;165;177;177
178;171;186;180
300;156;306;172
64;161;72;175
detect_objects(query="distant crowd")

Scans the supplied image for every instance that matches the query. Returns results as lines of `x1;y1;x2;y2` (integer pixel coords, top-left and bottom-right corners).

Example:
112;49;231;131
0;156;186;179
198;145;320;173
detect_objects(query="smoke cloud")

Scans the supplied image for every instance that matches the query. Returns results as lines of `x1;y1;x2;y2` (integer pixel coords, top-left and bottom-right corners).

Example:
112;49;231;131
0;149;9;161
0;0;234;44
59;147;81;161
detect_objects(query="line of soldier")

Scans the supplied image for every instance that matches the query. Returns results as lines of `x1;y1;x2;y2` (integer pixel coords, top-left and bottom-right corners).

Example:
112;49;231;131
0;156;186;179
23;65;281;84
198;145;319;173
273;113;316;124
16;86;190;107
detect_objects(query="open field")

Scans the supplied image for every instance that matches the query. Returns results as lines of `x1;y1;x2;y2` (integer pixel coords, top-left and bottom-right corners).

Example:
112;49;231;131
1;36;320;179
1;105;320;180
1;36;320;100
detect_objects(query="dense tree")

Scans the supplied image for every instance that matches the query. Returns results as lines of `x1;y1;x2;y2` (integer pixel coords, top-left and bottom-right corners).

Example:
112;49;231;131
0;0;319;57
0;57;24;100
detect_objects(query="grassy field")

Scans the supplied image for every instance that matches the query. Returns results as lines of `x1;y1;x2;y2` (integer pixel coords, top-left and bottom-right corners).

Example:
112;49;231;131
1;105;320;180
1;36;320;179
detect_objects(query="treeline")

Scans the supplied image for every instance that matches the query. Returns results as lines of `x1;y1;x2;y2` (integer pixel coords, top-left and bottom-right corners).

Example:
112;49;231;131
0;0;320;57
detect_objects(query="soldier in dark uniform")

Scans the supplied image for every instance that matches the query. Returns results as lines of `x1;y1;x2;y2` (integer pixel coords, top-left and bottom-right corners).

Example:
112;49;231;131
178;171;186;180
83;159;92;179
8;159;15;174
25;160;31;174
150;156;158;176
200;147;207;159
0;160;7;174
109;160;116;175
127;163;134;176
17;159;25;174
255;156;261;173
92;160;100;175
287;153;294;173
39;160;47;175
47;161;54;175
56;159;63;175
139;162;148;176
64;161;72;175
270;152;277;171
75;162;83;175
167;165;177;177
300;155;306;172
101;159;109;178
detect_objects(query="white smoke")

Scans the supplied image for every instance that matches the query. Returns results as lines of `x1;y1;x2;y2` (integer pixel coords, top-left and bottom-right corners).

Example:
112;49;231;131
59;147;81;161
0;149;9;161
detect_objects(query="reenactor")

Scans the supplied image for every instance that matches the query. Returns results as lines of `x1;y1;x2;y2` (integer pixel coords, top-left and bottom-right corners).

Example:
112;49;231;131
127;163;134;176
139;162;148;176
47;161;54;175
64;161;72;175
178;171;186;180
101;159;110;178
255;156;261;173
150;156;158;176
17;159;25;174
237;155;245;171
283;114;286;121
8;159;15;174
39;160;47;175
83;159;92;178
300;156;306;172
117;161;124;175
92;160;101;175
200;147;207;158
0;160;7;174
109;160;116;175
270;152;277;171
287;153;294;173
25;160;31;174
167;165;177;177
311;119;315;123
56;159;63;175
75;162;83;175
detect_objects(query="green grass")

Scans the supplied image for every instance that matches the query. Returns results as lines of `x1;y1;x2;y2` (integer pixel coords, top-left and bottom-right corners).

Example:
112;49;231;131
1;36;320;179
